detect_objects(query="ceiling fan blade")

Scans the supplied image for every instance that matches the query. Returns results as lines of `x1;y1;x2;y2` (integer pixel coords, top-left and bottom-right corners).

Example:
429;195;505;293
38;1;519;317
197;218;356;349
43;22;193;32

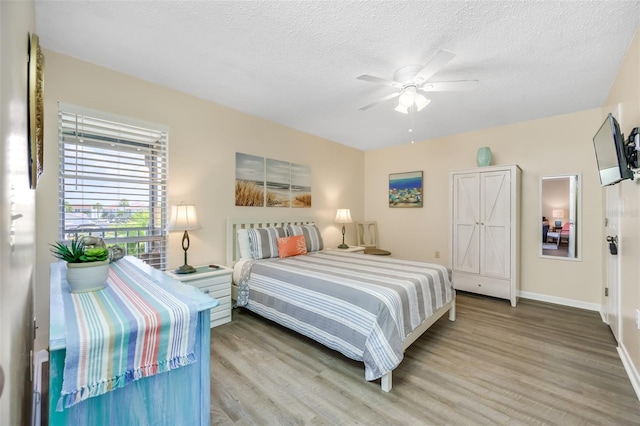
414;50;456;83
419;80;479;92
358;92;400;111
357;74;402;89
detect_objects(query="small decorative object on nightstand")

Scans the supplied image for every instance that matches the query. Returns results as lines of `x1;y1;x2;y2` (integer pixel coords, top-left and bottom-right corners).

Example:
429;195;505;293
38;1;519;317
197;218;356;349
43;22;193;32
335;208;353;249
166;264;232;328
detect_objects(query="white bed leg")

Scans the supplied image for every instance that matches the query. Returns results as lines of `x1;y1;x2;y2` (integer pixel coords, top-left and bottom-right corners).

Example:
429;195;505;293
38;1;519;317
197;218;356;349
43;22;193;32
448;300;456;321
381;372;392;392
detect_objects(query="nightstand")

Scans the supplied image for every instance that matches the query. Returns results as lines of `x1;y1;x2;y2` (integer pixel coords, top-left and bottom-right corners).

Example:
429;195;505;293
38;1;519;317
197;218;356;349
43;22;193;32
325;246;365;253
166;265;232;328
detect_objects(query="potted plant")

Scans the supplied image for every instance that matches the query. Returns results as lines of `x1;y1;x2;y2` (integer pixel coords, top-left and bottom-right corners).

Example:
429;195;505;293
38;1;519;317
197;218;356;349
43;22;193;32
50;239;110;293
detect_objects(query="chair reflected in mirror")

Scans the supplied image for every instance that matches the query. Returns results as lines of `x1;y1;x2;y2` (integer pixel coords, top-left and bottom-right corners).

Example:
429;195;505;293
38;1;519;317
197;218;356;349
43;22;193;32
355;221;391;256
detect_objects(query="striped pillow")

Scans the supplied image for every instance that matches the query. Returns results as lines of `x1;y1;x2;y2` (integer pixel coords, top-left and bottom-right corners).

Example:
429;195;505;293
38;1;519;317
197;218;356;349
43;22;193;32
286;224;324;252
247;227;286;259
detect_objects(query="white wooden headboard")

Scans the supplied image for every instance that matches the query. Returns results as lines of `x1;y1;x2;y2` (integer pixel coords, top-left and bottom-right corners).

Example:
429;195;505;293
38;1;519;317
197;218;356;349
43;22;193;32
225;217;316;267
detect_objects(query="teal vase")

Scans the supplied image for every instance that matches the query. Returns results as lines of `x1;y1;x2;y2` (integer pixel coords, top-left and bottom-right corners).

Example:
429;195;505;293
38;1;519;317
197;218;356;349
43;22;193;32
477;147;492;167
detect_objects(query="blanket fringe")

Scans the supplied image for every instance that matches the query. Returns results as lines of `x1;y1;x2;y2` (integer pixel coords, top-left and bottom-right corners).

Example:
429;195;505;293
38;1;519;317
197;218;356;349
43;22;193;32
56;352;197;411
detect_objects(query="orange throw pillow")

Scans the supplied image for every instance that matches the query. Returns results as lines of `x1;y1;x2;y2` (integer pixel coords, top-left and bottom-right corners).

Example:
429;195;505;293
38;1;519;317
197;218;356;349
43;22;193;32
277;235;308;258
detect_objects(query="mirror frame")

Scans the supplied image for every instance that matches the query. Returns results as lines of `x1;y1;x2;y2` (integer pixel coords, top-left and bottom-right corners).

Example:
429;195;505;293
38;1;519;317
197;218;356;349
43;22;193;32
539;173;582;261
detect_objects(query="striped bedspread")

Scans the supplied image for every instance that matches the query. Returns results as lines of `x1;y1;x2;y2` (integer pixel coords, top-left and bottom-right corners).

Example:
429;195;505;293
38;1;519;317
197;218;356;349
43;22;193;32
58;257;197;410
237;251;454;380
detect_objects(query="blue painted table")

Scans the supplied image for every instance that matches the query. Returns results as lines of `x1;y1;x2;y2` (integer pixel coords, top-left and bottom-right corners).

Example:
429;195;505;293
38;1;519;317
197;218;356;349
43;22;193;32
49;257;218;425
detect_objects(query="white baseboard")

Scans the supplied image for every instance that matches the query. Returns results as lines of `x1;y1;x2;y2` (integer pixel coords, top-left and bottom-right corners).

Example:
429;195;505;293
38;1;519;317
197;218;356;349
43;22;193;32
618;342;640;402
518;290;601;312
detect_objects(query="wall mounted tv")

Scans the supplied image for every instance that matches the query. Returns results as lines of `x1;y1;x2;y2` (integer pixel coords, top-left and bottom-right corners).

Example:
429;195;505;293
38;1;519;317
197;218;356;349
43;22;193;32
592;113;634;186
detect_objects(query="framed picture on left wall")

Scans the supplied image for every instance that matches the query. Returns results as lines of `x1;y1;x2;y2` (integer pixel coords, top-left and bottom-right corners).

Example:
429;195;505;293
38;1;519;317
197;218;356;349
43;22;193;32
27;33;45;189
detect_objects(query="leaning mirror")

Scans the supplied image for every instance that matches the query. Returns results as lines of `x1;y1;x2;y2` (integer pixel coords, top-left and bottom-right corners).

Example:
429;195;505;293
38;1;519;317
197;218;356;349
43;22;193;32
539;174;581;260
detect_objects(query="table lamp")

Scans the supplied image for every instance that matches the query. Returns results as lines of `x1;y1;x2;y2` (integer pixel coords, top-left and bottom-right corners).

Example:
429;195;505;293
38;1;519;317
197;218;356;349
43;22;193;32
168;203;201;274
552;209;564;228
335;208;353;249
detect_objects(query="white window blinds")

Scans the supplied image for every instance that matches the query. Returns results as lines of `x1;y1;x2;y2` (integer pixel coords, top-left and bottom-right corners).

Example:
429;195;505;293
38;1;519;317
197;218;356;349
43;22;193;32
58;105;169;270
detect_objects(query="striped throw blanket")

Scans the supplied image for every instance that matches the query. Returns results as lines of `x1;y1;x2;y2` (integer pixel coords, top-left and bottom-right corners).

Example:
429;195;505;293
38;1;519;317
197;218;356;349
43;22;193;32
237;251;454;381
58;257;197;410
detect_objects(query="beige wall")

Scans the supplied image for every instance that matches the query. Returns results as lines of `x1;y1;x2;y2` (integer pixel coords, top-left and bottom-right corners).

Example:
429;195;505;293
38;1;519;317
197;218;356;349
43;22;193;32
34;50;365;350
0;1;37;424
603;27;640;396
364;108;604;308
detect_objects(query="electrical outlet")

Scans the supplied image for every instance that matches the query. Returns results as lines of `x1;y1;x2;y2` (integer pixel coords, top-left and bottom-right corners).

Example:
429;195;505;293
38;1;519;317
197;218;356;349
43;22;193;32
636;309;640;330
435;251;440;259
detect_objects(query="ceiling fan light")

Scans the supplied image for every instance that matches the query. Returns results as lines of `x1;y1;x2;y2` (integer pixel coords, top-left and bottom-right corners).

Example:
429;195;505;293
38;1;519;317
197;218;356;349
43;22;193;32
398;91;415;107
394;103;409;114
414;94;430;111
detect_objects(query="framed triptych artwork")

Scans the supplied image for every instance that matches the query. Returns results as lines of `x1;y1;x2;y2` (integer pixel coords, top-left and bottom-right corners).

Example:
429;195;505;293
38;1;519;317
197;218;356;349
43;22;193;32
235;152;311;208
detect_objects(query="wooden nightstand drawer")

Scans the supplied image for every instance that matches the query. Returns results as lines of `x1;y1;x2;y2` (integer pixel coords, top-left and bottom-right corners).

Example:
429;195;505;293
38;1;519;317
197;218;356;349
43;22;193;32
165;264;232;328
210;298;232;327
200;286;229;300
186;273;230;289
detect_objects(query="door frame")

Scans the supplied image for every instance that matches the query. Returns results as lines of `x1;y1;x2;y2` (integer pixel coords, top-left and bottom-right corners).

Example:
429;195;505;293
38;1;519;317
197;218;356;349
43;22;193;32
604;184;621;342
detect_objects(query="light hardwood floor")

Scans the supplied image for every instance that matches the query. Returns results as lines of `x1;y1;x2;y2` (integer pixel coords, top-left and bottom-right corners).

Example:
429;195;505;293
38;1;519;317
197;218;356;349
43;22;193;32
210;292;640;425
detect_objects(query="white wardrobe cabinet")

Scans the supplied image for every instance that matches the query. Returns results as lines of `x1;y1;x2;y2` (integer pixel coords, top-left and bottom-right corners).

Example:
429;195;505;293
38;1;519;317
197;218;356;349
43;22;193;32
449;165;521;307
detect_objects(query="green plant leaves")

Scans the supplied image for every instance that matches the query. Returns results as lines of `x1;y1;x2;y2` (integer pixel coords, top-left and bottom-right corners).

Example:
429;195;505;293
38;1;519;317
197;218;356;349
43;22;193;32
50;240;108;263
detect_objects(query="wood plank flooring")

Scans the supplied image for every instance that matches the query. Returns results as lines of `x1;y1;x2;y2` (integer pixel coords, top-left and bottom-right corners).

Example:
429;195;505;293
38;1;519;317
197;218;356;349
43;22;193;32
209;292;640;425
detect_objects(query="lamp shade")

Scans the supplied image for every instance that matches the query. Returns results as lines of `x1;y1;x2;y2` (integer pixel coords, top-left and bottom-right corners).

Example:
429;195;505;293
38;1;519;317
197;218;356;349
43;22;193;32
395;86;430;114
168;204;202;231
335;209;353;224
414;94;431;111
552;209;565;219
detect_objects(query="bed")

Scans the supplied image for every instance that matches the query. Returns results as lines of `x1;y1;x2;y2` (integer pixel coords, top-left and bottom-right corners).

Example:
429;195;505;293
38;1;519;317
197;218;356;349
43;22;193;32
225;217;455;392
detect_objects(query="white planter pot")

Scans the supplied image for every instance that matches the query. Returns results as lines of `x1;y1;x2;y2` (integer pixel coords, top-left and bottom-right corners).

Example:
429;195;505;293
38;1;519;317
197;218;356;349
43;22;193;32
65;260;110;293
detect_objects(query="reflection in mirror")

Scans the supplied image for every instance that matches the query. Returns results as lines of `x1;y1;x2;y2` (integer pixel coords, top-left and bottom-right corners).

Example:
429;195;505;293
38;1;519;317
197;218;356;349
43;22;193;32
540;174;581;260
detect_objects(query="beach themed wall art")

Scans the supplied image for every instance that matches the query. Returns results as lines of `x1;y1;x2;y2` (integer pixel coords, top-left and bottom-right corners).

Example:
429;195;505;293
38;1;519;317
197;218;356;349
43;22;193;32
389;171;423;208
266;159;291;207
235;153;265;206
291;163;312;208
235;152;312;208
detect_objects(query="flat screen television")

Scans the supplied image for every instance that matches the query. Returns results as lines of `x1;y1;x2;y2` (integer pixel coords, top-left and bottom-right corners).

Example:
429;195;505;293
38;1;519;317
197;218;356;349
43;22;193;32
592;113;633;186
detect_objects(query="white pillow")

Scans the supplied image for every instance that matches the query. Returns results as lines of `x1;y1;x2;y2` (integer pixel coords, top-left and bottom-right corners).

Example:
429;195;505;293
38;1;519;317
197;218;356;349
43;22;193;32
237;228;251;259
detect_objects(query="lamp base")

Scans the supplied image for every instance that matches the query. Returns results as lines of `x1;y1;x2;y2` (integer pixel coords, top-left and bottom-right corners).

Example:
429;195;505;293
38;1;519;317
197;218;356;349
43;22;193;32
337;243;349;249
174;264;197;274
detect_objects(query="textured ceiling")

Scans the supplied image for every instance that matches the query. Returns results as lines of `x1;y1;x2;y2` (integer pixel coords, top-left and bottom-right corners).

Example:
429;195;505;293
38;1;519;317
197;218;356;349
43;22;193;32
35;1;640;151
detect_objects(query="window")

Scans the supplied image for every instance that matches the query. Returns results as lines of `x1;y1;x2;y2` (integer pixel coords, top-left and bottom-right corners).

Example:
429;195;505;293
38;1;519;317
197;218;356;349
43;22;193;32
58;104;169;270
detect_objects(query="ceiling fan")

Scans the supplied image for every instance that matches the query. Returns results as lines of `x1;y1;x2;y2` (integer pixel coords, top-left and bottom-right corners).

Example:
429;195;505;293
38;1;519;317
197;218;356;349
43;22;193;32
357;50;478;114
